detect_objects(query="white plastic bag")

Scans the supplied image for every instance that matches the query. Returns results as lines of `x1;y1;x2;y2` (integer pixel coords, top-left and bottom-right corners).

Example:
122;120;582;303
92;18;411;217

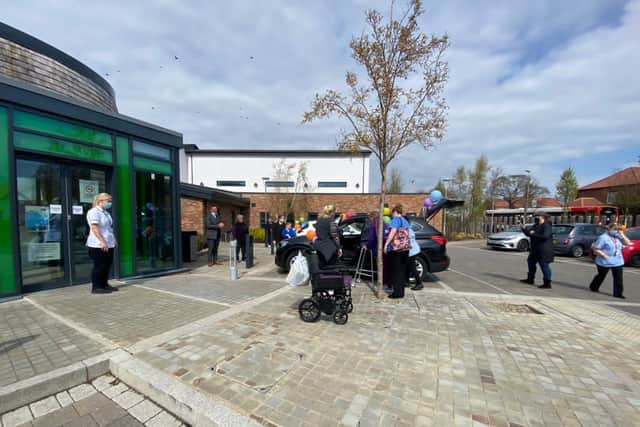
286;251;309;286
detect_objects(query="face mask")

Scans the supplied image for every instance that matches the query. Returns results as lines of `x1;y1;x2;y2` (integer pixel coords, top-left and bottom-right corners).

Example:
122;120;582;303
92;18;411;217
609;230;619;237
104;201;112;210
534;218;540;224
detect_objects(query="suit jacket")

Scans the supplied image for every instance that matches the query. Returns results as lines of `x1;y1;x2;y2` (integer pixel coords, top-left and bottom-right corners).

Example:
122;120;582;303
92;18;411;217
206;214;222;240
523;221;554;263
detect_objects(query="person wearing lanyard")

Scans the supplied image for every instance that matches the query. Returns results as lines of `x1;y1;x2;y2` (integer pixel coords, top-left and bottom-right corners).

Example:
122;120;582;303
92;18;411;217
589;223;631;299
86;193;118;294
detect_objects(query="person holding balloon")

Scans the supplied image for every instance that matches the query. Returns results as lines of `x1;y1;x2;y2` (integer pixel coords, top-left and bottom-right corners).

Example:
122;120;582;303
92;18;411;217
312;205;342;267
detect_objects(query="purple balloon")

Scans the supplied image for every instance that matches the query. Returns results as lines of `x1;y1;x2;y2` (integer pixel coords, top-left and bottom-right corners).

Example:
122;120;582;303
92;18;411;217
424;197;434;207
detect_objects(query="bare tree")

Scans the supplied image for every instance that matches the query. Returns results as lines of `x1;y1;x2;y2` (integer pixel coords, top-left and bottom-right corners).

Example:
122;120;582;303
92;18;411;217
303;0;449;297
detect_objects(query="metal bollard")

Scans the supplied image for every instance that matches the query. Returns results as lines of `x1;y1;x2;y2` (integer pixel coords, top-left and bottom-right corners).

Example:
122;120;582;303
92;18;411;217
229;240;238;280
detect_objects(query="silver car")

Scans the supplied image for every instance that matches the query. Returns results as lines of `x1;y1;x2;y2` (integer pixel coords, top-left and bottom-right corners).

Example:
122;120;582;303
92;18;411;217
487;225;530;251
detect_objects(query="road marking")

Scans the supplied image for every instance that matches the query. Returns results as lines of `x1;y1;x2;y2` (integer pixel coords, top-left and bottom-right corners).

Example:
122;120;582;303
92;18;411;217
24;297;119;349
133;285;233;307
447;268;512;295
436;280;454;292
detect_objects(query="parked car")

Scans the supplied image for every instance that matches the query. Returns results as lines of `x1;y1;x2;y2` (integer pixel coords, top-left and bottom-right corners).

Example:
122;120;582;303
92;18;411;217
275;199;463;281
552;223;603;257
589;226;640;267
296;221;316;237
486;226;531;251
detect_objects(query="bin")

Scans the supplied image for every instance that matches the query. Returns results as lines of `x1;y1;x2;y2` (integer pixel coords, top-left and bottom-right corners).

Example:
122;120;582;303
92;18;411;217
181;231;198;262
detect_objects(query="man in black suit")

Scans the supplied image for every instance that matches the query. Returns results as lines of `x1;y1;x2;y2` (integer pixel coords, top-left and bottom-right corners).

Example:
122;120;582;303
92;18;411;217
520;213;554;288
206;206;224;266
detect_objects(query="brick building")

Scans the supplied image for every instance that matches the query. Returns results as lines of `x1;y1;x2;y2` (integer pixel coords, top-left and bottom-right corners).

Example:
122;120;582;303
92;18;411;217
577;166;640;206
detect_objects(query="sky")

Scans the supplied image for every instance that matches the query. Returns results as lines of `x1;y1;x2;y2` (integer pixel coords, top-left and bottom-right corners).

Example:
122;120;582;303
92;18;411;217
3;0;640;194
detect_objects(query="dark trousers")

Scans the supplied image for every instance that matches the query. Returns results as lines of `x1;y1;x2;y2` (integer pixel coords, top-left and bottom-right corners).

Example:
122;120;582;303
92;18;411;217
589;265;624;296
236;243;246;262
527;255;551;282
388;251;409;298
407;255;422;285
207;238;220;263
88;247;114;290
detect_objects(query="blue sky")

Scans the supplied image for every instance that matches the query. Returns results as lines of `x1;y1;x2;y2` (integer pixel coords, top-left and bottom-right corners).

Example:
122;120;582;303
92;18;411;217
3;0;639;194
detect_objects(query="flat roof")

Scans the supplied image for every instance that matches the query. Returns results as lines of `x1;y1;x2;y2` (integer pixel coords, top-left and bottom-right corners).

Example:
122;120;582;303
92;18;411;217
184;146;372;156
180;183;250;206
0;76;183;147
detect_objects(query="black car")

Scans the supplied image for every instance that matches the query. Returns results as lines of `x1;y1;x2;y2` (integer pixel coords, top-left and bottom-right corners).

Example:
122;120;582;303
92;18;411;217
552;223;604;257
275;199;462;281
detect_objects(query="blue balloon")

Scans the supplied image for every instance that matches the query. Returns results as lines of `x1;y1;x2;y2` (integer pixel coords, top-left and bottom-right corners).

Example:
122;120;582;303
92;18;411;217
430;190;443;202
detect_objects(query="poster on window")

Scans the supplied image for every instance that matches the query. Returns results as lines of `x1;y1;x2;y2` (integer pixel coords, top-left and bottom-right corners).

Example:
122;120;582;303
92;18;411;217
27;242;61;262
79;179;100;203
17;177;36;201
25;205;49;231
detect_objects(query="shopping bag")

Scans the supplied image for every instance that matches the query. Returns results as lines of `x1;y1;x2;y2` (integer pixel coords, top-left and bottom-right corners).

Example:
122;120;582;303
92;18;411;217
286;251;309;286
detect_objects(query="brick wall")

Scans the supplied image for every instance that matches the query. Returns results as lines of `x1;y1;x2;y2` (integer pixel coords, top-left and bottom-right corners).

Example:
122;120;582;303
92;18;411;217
243;193;443;230
0;38;117;112
180;197;251;238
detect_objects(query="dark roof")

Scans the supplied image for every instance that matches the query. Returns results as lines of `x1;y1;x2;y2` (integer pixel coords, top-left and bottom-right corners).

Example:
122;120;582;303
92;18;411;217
184;147;372;157
0;22;114;99
579;167;640;190
180;183;250;206
0;76;183;147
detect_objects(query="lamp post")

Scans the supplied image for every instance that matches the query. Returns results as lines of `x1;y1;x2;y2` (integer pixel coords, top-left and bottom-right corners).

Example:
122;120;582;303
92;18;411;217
523;169;531;223
262;177;270;247
441;178;452;235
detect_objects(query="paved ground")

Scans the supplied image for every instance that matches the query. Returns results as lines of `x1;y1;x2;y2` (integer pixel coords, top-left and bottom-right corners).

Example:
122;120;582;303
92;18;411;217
2;242;640;426
1;375;184;427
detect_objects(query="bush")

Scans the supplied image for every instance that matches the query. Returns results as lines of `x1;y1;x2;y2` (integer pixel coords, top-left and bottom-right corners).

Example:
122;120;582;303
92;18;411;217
250;227;265;243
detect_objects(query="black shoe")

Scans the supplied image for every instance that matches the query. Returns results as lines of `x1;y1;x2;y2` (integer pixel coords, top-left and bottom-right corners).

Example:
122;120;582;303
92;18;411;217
614;295;626;299
538;284;551;289
411;284;424;291
105;285;119;292
92;288;111;294
589;287;599;293
520;278;534;285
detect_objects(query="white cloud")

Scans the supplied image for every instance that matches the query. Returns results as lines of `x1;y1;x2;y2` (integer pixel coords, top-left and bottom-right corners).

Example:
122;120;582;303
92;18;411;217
2;0;639;194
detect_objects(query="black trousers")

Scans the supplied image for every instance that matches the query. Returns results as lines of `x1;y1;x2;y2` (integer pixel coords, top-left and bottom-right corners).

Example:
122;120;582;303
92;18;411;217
207;238;220;262
589;265;624;296
236;243;246;261
88;247;114;290
406;255;422;285
388;251;409;298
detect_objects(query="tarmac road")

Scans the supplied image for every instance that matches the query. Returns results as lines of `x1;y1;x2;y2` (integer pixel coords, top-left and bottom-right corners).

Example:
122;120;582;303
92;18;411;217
430;240;640;311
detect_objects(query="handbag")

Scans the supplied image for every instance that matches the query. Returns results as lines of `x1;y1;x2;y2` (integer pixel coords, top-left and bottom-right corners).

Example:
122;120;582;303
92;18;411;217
390;218;411;252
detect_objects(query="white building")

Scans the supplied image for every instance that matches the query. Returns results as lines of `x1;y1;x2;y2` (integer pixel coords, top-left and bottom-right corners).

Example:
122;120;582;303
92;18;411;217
179;145;371;194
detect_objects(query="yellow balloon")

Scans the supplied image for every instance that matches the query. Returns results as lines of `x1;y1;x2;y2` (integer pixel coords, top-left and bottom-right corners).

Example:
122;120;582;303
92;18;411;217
383;207;390;216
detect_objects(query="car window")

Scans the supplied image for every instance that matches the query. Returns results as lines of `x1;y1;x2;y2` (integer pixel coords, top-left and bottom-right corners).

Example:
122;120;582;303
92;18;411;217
553;225;573;235
626;228;640;240
410;221;424;232
581;225;595;235
508;226;521;232
339;221;365;236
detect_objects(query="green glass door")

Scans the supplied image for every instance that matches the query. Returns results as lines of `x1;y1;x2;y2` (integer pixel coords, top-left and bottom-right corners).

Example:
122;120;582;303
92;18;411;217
16;158;110;290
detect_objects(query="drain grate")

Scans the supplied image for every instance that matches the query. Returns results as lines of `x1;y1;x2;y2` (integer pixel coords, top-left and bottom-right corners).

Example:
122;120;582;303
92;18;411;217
495;303;543;314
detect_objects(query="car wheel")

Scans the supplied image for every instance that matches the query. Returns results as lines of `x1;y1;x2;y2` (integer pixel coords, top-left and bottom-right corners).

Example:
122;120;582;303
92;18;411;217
517;239;529;251
571;245;584;257
284;251;299;273
414;256;429;281
629;253;640;268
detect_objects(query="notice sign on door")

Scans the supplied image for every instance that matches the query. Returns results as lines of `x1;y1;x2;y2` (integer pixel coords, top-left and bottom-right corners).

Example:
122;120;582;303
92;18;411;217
72;205;83;215
27;242;61;262
79;179;99;203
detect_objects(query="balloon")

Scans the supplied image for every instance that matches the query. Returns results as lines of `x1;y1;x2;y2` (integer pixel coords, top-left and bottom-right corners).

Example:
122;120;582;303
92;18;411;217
383;215;391;225
423;197;434;208
383;207;390;216
345;210;355;219
430;190;443;202
301;221;308;228
299;217;305;223
306;230;317;241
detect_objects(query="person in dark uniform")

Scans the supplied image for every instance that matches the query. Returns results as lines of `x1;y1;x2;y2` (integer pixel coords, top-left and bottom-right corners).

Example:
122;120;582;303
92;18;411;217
314;205;342;267
206;206;224;266
520;213;554;288
232;214;249;261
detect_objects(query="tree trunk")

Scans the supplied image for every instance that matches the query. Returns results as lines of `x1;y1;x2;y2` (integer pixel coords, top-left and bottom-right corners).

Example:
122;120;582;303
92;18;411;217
377;175;386;299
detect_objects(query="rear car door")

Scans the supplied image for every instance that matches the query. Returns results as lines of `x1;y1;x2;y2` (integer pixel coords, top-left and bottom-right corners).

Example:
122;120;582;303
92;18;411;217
338;217;367;264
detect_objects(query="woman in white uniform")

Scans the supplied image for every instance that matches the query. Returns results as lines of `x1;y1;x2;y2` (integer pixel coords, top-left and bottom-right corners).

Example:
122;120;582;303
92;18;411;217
86;193;118;294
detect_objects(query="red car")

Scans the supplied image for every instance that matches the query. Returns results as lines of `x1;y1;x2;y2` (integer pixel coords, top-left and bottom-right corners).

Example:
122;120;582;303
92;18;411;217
589;226;640;267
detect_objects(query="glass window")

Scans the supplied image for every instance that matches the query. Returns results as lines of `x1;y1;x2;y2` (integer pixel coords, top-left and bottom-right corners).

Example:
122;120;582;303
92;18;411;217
133;140;171;161
136;171;175;273
133;156;172;174
552;225;573;235
626;228;640;240
318;181;347;188
339;221;365;236
14;132;113;163
217;180;246;187
14;111;112;147
410;221;424;232
266;181;294;188
16;159;65;286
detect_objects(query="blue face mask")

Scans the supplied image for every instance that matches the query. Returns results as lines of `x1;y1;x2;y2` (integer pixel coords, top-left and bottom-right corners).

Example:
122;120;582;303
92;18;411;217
104;201;112;210
609;230;619;237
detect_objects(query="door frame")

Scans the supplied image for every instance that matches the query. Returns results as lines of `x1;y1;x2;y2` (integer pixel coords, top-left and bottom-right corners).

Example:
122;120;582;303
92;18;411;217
14;153;112;292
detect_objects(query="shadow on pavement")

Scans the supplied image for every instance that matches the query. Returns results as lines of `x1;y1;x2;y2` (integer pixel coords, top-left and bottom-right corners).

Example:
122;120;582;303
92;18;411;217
0;335;39;355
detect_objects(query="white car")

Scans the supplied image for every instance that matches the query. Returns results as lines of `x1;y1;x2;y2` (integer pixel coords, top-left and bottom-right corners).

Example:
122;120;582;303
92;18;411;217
296;221;316;237
486;226;530;251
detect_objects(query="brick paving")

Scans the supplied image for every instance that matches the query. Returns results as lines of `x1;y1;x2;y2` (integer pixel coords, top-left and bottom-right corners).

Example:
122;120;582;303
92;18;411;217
1;375;184;427
0;300;105;387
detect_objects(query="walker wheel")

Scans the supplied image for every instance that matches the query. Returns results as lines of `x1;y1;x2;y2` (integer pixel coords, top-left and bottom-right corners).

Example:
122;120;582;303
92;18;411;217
298;299;321;323
346;302;353;313
333;310;348;325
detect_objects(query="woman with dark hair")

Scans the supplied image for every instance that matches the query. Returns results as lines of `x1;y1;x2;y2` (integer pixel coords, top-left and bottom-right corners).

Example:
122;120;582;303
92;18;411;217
384;204;411;299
